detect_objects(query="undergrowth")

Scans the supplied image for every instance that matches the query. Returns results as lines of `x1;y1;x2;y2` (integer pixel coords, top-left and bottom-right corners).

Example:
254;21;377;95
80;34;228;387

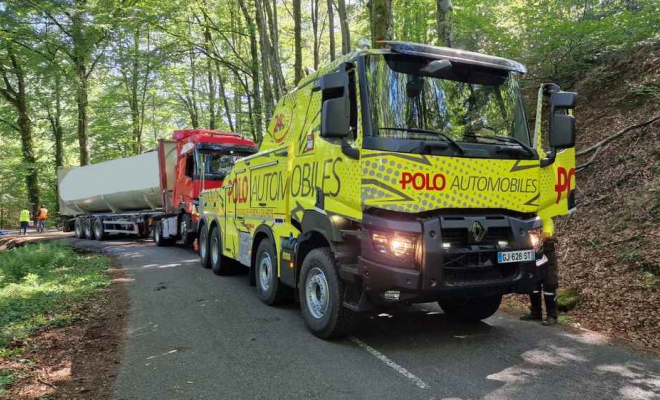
0;243;110;358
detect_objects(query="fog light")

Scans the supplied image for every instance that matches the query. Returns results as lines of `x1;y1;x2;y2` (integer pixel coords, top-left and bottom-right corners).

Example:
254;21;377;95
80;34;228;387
384;290;400;301
442;242;451;249
498;240;508;247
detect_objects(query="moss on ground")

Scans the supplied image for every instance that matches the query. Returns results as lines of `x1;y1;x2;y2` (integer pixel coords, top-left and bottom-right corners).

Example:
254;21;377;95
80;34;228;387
557;287;579;311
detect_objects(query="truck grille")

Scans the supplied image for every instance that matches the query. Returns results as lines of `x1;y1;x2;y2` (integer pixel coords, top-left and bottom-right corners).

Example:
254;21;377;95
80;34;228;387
441;227;510;246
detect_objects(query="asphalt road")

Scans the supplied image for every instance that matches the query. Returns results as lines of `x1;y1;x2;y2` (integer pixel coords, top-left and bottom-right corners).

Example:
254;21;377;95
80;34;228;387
70;238;660;400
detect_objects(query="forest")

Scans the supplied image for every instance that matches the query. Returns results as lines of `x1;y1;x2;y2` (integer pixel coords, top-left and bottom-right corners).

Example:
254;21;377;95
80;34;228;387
0;0;659;223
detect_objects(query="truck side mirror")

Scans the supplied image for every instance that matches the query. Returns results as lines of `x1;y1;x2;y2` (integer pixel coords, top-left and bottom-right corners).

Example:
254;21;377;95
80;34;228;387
549;92;577;149
313;71;350;139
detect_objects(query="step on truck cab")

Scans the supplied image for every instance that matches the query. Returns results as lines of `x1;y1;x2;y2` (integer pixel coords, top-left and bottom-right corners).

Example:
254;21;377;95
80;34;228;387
198;41;577;339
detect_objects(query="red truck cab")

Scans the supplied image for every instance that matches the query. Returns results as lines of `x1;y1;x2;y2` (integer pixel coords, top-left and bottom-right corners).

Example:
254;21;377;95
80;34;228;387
156;129;257;246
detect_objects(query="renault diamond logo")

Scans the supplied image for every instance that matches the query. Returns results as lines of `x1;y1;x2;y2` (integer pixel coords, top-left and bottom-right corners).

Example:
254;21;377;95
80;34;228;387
471;221;487;243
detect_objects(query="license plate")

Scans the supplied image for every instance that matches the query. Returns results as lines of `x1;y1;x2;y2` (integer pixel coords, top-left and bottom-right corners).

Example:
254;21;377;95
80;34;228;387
498;250;535;264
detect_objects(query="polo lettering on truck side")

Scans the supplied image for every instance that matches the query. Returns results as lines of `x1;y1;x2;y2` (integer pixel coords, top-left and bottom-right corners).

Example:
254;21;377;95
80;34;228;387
399;172;447;191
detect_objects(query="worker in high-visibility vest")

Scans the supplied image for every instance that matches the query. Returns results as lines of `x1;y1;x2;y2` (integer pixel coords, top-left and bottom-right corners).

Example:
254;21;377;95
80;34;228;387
19;208;31;235
36;205;48;233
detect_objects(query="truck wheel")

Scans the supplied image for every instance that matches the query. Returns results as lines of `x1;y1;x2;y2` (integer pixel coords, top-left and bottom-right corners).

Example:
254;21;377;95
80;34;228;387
74;218;86;239
179;213;193;246
199;224;211;269
94;218;105;241
299;248;359;339
439;295;502;321
255;239;286;305
210;227;231;275
84;218;95;240
154;221;171;247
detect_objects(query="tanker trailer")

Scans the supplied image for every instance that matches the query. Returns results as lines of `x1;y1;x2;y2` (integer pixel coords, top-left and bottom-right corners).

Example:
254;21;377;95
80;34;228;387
59;129;257;245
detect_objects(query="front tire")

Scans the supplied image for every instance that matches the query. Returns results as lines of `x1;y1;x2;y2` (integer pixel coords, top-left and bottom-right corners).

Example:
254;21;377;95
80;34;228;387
210;227;231;275
199;223;211;269
439;295;502;321
299;248;358;339
154;220;171;247
255;239;286;305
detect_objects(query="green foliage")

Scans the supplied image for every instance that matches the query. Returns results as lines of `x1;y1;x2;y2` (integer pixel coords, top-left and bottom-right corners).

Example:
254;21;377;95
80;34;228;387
0;243;110;354
0;369;16;396
557;287;579;311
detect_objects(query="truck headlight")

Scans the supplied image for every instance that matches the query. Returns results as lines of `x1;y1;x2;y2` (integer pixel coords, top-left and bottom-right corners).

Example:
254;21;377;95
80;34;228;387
372;231;418;260
528;228;543;253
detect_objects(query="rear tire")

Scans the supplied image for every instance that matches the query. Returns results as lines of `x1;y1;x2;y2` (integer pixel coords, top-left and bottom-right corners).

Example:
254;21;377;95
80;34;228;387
255;239;286;305
439;295;502;321
199;224;211;269
94;218;105;241
210;227;231;275
74;218;86;239
299;248;358;339
84;218;95;240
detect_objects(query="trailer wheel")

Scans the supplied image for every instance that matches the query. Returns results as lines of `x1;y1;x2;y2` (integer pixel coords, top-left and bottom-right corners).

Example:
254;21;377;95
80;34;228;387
199;224;211;269
74;218;86;239
84;218;95;240
255;239;286;305
154;221;171;247
438;295;502;321
299;248;359;339
94;218;105;241
210;227;231;275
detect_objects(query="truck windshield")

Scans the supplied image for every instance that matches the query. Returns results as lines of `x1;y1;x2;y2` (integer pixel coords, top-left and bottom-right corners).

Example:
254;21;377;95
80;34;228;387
197;152;248;180
364;54;531;153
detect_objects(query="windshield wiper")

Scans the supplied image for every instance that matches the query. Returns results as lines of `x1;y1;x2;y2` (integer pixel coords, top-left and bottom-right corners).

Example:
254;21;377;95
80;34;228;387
379;127;465;154
464;133;535;157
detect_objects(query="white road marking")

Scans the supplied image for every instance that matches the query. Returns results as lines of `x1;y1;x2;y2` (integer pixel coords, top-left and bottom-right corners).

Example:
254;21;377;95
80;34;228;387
350;336;430;390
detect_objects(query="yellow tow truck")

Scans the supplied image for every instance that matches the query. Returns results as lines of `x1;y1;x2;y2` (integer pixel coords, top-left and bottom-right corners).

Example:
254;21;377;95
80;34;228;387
197;41;577;338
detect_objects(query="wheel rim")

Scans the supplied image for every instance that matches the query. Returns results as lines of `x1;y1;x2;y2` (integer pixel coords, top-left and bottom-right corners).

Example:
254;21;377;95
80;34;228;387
200;229;207;260
155;224;161;241
95;220;102;237
75;221;82;236
258;252;272;292
181;217;188;238
305;267;330;320
211;235;219;265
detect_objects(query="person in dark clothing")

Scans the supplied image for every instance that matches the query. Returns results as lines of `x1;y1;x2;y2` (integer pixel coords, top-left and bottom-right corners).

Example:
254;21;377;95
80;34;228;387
521;239;559;326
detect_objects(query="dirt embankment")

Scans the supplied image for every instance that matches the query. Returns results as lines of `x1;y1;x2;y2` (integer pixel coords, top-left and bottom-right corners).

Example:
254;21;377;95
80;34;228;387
514;40;660;350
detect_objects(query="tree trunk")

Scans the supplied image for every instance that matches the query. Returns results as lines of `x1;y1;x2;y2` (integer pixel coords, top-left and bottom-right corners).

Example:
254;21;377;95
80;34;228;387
238;0;263;141
0;48;40;211
436;0;453;47
255;0;274;118
216;63;234;132
337;0;351;54
203;25;217;130
311;0;320;70
262;0;285;96
75;66;90;164
131;28;142;154
371;0;393;48
293;0;303;84
72;1;91;165
48;74;64;211
327;0;336;61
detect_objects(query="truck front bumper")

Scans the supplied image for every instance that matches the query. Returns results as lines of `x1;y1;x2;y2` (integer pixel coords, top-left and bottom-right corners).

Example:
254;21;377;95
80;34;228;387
357;213;544;305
